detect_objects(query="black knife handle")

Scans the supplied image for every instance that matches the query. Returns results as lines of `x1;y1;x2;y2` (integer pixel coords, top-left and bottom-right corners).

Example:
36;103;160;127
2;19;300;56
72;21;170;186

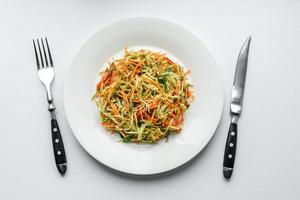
51;119;67;175
223;122;237;179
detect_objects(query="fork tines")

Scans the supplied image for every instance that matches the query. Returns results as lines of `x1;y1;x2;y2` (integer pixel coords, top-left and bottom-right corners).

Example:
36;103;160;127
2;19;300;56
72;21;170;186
33;38;53;69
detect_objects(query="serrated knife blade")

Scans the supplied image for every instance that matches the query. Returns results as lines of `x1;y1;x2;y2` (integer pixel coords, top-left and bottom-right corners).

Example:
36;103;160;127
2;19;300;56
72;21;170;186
231;36;251;115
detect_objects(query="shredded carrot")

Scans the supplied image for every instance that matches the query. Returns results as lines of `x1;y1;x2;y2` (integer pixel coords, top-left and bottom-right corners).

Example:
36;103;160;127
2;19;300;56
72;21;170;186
110;103;119;116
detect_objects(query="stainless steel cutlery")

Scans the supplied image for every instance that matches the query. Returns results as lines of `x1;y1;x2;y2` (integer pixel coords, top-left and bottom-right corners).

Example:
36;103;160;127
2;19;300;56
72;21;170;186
33;38;67;175
223;36;251;179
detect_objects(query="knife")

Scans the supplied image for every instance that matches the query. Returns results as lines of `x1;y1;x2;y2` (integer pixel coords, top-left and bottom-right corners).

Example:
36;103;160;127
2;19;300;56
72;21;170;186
223;36;251;179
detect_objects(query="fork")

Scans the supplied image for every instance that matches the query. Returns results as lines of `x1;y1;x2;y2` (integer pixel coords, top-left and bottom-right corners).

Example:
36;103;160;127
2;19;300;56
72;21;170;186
33;38;67;175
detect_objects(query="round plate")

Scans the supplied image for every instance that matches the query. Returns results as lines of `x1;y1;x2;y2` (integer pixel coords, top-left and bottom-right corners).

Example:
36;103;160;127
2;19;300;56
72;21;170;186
64;18;224;175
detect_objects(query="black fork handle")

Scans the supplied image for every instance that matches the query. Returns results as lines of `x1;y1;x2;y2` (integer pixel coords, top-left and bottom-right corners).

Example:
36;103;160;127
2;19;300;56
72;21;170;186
51;118;67;175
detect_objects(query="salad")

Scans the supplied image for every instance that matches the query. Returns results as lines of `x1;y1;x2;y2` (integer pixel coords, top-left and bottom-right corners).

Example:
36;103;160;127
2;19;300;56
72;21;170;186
93;49;194;143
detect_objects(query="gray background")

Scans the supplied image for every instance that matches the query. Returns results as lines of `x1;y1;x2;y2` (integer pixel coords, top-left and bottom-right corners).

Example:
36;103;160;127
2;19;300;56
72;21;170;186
0;0;299;199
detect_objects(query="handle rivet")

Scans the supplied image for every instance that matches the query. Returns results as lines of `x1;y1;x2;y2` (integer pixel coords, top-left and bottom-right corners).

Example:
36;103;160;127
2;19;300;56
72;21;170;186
228;154;232;158
229;143;234;147
55;139;59;143
231;132;235;136
53;128;58;132
57;151;61;155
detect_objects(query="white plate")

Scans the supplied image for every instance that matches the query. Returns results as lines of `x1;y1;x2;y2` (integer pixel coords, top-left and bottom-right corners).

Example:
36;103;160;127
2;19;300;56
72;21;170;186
64;18;224;175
